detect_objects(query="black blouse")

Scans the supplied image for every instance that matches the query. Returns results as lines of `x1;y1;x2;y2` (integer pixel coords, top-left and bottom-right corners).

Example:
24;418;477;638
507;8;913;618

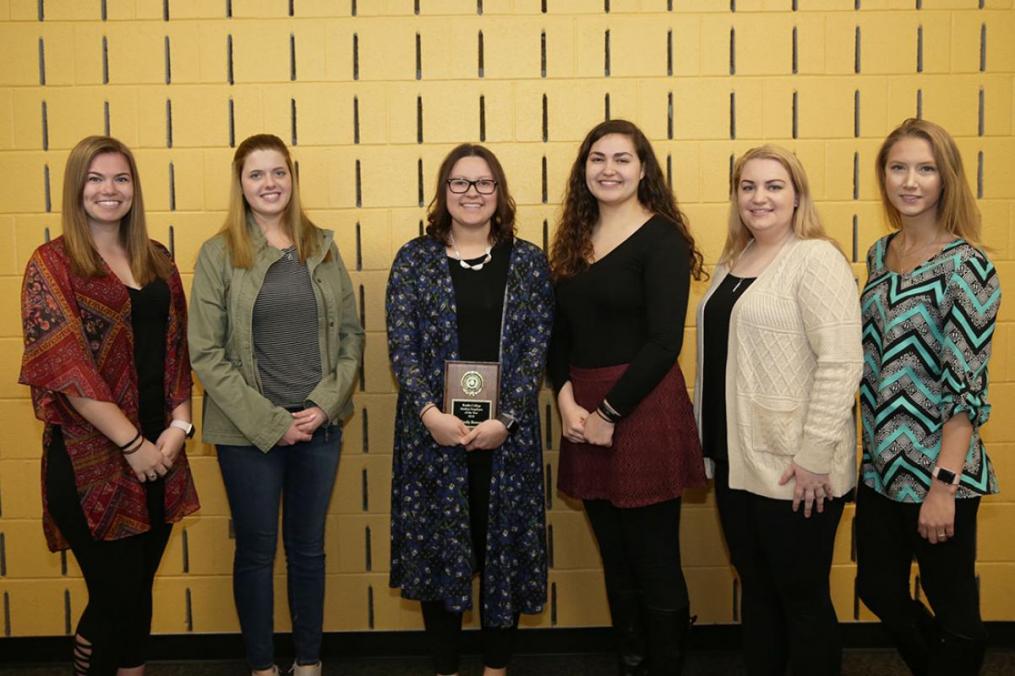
128;278;169;432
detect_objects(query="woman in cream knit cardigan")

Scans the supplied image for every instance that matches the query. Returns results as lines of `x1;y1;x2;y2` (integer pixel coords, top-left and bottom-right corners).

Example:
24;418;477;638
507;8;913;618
693;145;862;676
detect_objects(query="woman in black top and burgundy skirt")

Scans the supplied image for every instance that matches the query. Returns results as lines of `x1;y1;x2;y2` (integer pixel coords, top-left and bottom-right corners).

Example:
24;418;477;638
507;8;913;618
548;120;707;676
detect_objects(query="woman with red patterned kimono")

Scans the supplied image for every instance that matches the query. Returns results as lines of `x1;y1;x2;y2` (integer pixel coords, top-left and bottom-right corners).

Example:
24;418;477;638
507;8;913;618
19;136;199;675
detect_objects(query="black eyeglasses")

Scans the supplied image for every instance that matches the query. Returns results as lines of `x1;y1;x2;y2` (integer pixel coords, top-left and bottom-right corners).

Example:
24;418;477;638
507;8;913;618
447;178;498;195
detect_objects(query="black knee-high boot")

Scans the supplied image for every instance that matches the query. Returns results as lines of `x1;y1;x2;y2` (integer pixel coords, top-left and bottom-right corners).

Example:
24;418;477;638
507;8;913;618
608;591;648;676
644;606;691;676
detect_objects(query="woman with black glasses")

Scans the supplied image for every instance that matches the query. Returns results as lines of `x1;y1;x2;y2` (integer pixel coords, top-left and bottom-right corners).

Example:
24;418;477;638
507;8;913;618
386;143;553;676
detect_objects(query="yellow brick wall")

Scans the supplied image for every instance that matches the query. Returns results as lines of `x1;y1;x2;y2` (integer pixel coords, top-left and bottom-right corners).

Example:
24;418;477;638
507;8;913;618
0;0;1013;637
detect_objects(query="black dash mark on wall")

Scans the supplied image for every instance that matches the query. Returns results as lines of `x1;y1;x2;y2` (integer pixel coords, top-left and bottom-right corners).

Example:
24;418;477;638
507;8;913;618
169;224;175;259
916;25;923;73
414;0;420;14
541;0;547;12
60;550;66;575
64;590;71;634
854;26;861;74
181;528;189;572
166;99;173;147
666;154;672;189
351;0;356;17
604;30;610;76
852;576;861;620
169;162;176;210
353;97;360;143
604;93;610;121
228;98;235;147
477;0;483;14
478;30;485;78
545;462;553;509
355;222;362;270
367;586;375;628
361;468;369;511
791;91;798;139
1;593;7;636
37;0;44;21
854;89;860;138
540;31;547;78
0;533;6;576
730;0;736;11
855;0;861;9
417;158;425;207
542;94;548;142
605;0;610;12
728;154;735;194
544;401;553;448
44;165;52;212
102;36;109;84
916;0;922;8
852;214;859;263
362;407;369;453
729;91;736;139
547;523;554;567
667;30;673;75
978;88;984;136
852;152;859;200
977;151;983;198
353;34;359;80
101;0;107;20
979;23;986;72
227;35;234;84
550;582;557;625
185;588;193;631
226;0;232;17
479;95;486;141
542;219;549;253
290;33;296;81
792;27;798;74
792;0;798;9
355;160;362;207
541;156;548;203
358;284;365;331
415;33;422;80
729;27;735;75
162;0;169;20
418;219;424;238
667;92;674;139
290;98;298;145
416;96;423;143
365;526;373;570
165;36;172;84
38;38;46;85
41;101;48;150
288;0;295;16
104;101;110;136
916;88;923;119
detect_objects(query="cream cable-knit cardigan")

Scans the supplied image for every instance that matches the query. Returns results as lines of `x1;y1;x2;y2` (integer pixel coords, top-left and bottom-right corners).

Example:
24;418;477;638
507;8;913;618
693;237;864;500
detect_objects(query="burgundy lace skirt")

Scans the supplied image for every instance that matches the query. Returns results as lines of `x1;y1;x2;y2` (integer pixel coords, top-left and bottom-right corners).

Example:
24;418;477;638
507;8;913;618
557;361;706;507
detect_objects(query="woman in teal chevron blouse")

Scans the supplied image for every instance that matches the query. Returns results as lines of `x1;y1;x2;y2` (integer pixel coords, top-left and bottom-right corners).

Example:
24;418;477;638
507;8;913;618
856;118;1001;676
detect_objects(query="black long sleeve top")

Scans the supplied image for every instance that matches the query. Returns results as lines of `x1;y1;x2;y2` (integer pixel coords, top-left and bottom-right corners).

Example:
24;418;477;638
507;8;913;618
548;215;691;417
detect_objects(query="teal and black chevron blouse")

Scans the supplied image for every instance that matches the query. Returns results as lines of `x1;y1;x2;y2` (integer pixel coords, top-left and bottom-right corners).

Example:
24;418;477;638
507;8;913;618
860;234;1001;503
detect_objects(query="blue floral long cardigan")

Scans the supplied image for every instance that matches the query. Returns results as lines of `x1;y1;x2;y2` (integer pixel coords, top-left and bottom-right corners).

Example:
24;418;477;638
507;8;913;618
386;235;553;627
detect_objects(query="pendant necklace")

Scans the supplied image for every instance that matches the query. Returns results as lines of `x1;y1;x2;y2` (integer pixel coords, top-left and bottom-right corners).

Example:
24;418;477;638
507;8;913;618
449;233;492;271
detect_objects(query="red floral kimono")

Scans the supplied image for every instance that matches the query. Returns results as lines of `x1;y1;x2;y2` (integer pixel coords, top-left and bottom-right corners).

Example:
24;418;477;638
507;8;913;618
19;237;199;552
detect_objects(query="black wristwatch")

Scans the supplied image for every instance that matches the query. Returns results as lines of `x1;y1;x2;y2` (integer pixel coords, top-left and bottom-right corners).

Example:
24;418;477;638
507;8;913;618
931;465;960;486
496;413;519;435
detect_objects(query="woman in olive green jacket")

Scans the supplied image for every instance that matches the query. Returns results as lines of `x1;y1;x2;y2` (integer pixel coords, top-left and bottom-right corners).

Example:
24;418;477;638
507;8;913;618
187;134;363;676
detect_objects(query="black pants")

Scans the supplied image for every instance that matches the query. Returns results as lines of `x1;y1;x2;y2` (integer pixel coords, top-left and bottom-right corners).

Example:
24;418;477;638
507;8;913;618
421;450;518;674
714;461;844;676
45;426;172;675
584;498;688;612
855;482;985;674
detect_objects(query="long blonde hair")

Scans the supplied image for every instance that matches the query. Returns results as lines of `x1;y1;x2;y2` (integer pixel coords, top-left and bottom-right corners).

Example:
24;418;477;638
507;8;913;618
221;134;321;269
875;118;981;245
719;144;839;265
61;136;170;283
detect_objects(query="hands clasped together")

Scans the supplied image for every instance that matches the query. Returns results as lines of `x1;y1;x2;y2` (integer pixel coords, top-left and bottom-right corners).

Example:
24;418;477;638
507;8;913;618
421;407;509;451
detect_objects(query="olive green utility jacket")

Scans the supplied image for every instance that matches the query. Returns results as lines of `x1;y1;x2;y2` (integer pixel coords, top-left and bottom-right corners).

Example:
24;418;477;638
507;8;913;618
188;225;364;451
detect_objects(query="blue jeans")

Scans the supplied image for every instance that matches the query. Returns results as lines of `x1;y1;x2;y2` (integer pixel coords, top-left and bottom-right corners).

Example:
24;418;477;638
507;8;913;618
217;426;342;670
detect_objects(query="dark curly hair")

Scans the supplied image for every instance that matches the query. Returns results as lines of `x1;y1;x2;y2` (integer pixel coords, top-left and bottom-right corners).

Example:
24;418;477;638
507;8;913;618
549;119;705;281
425;144;516;244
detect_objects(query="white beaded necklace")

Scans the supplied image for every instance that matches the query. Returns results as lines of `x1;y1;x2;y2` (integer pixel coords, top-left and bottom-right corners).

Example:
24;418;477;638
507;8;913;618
449;233;492;271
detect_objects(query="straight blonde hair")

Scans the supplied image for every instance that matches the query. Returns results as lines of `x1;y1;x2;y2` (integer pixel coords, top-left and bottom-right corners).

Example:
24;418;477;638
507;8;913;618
719;144;840;265
61;136;170;284
221;134;322;269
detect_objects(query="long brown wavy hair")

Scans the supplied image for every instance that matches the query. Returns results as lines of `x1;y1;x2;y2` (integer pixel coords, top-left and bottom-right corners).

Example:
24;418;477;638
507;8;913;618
875;117;981;245
61;136;171;284
549;119;705;281
425;143;516;245
221;133;322;269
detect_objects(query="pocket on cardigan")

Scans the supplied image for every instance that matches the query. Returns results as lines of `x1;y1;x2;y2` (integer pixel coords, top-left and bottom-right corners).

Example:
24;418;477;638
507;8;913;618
750;399;802;455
